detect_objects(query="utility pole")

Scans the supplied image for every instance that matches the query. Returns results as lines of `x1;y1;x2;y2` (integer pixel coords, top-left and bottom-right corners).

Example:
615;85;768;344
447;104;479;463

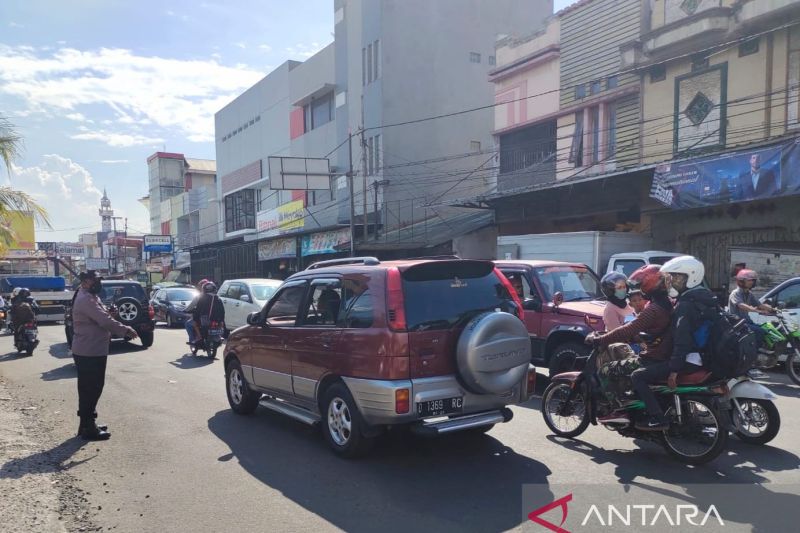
111;217;118;274
123;218;128;275
348;132;356;256
360;130;369;241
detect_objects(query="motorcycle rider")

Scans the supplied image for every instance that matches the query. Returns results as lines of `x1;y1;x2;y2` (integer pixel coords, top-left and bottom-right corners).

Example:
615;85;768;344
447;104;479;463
191;282;225;351
184;279;209;345
586;266;674;409
10;288;37;348
630;256;712;431
600;272;634;331
728;269;774;347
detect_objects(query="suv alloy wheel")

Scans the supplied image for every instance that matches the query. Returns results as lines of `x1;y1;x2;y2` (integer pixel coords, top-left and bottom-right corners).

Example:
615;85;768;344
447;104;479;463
226;358;260;414
321;383;374;458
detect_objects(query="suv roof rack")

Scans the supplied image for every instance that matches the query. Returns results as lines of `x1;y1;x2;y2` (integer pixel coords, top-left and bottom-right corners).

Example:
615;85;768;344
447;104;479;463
305;256;381;270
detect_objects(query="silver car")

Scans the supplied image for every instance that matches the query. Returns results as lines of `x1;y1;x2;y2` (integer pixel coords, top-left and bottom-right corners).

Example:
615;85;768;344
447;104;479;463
218;279;283;330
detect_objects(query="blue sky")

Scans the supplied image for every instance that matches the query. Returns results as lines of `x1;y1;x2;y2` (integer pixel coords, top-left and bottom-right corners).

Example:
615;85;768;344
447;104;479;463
0;0;573;242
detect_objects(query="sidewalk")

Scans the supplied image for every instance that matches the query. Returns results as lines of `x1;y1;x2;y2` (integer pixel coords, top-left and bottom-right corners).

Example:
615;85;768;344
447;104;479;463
0;374;96;532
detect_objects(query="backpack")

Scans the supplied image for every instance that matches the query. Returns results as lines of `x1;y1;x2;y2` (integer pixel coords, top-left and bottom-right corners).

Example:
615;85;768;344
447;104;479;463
694;308;758;378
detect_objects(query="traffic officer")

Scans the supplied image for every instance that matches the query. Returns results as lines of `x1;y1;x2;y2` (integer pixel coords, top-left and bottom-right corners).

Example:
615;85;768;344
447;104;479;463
71;271;138;441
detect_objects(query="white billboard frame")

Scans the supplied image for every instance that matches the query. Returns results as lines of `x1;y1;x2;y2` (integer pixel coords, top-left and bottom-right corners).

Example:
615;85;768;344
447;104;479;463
268;156;332;191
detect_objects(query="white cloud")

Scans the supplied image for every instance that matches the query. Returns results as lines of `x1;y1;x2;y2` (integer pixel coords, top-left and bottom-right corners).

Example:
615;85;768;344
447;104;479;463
65;112;92;123
93;159;130;164
233;42;247;49
7;155;147;240
285;42;326;59
0;44;264;144
71;130;164;147
9;22;24;28
258;44;272;52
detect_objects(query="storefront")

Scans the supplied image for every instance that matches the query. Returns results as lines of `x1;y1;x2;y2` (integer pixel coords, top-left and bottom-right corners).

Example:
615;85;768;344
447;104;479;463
646;138;800;291
257;236;298;280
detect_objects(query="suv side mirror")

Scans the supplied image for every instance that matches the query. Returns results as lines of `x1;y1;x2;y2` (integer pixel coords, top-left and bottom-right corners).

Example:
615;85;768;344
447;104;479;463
240;294;251;303
246;312;262;326
523;298;542;312
552;291;564;309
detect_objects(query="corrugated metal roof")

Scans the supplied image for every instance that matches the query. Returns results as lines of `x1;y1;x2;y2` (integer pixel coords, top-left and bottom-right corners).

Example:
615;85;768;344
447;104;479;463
185;158;216;173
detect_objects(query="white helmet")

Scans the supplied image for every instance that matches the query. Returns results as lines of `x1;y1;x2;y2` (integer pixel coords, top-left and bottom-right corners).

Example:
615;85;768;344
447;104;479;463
660;256;704;292
11;287;21;299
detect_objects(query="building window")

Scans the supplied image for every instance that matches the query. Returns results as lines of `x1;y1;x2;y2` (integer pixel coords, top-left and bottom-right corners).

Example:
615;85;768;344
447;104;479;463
569;112;584;168
606;102;617;159
373;40;380;81
224;189;256;233
469;52;481;63
789;27;800;128
589;106;600;164
366;134;381;175
590;80;602;95
470;140;481;152
367;43;373;83
362;47;367;86
606;75;618;89
691;54;709;71
303;93;333;132
738;37;759;57
575;84;586;99
488;55;496;66
650;64;666;83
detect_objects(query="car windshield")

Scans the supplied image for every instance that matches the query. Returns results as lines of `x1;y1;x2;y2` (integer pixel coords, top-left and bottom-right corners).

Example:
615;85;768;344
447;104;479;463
166;289;197;302
534;265;602;302
251;284;279;301
100;283;147;304
402;261;517;331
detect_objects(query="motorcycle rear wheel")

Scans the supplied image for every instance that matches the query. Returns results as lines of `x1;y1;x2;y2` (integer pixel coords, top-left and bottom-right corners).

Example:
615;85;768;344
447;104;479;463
661;397;727;465
541;382;590;438
785;345;800;386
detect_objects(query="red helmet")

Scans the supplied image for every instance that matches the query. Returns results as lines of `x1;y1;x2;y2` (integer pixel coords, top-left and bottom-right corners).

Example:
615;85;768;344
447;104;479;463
197;278;210;289
736;269;757;288
628;265;665;296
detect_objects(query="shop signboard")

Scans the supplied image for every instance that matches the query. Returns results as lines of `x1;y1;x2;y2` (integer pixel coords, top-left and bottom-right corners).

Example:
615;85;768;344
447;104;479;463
86;258;110;271
650;140;800;209
301;228;350;256
144;235;173;253
277;200;305;233
258;237;296;261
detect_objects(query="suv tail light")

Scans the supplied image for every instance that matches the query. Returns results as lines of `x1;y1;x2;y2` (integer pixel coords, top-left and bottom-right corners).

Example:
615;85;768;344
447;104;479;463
148;305;155;320
395;388;410;414
386;267;407;331
494;268;524;320
25;322;36;328
526;367;537;395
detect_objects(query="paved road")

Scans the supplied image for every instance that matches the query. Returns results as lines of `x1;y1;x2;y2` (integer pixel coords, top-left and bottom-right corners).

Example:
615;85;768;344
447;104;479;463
1;324;799;532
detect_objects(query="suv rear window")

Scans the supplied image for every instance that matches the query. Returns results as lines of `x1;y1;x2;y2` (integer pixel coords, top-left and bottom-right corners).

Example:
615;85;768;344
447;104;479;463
101;283;147;304
401;261;517;331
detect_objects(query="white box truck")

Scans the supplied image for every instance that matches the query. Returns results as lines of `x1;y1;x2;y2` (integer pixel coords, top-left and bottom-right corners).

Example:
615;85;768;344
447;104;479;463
497;231;654;273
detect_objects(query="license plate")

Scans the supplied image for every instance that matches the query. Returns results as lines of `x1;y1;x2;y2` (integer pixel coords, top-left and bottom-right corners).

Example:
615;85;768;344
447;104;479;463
417;397;463;418
209;329;223;336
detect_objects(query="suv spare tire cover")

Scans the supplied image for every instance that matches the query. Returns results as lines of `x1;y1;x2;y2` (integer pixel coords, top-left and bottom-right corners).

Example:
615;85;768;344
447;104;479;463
114;296;143;324
457;312;531;395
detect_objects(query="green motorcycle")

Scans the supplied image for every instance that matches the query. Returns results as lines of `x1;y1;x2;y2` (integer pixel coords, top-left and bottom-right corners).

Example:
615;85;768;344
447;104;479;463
754;309;800;385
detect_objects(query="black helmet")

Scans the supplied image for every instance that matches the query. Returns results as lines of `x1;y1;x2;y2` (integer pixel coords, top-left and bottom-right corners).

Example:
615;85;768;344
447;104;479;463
203;282;217;293
12;287;31;301
600;272;628;300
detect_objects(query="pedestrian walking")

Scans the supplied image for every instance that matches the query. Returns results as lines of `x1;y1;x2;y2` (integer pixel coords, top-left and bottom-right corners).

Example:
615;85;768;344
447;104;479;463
71;271;138;441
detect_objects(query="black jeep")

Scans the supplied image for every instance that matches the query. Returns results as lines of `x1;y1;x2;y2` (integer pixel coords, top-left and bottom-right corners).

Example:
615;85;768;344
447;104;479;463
65;280;155;349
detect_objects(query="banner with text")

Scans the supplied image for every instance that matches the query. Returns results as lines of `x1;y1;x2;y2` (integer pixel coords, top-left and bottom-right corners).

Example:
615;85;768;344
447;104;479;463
650;140;800;209
258;237;296;261
301;228;350;256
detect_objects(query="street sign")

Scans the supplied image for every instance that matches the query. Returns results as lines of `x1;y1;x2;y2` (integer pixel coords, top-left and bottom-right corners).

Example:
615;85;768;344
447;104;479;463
268;156;331;190
86;258;109;270
144;235;173;253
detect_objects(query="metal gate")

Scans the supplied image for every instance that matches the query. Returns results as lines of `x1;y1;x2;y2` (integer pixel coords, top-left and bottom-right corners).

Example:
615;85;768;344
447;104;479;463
189;241;259;284
688;227;790;290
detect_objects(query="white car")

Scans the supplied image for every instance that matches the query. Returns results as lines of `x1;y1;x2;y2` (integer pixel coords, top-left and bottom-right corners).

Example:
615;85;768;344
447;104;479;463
218;278;283;330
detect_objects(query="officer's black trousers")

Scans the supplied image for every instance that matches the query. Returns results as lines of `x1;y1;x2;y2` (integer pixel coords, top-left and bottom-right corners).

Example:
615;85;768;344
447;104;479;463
72;354;107;422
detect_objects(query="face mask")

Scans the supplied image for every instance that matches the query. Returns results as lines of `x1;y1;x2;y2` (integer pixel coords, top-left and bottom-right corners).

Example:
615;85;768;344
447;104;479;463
668;287;679;298
614;289;627;300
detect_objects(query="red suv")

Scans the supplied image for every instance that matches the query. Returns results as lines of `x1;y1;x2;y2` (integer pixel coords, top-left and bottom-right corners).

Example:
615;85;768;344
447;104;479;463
222;257;535;457
495;261;606;375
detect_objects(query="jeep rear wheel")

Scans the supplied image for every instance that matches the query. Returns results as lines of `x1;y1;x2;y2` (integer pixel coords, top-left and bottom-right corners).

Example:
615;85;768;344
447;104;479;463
321;383;374;458
548;342;588;377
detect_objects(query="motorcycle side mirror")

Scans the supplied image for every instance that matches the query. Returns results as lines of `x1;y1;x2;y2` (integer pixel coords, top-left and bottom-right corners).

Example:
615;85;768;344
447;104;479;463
777;301;787;310
552;292;564;310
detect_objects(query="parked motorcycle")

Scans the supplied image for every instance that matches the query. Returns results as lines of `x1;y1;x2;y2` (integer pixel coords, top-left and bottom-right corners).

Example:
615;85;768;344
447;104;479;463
724;373;780;445
191;320;224;359
13;321;39;356
751;309;800;385
542;349;729;464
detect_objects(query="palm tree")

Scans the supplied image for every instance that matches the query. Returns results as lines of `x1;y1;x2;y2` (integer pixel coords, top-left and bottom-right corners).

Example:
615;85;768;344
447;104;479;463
0;115;51;249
